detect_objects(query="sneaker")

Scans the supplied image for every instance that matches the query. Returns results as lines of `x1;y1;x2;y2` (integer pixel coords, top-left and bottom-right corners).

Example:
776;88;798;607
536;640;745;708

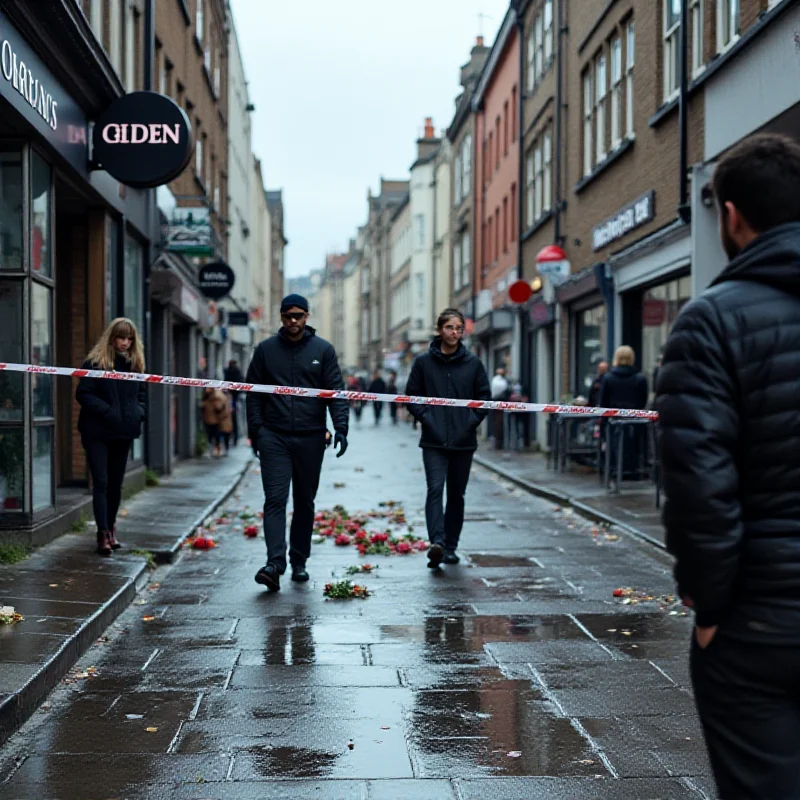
255;564;280;592
427;543;444;569
291;566;310;583
443;551;460;565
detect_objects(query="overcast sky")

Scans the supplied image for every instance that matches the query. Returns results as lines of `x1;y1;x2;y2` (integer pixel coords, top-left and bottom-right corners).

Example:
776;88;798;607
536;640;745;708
231;0;511;278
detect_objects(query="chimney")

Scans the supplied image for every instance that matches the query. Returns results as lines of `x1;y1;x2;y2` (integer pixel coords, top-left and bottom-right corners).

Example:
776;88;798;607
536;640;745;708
424;117;435;139
477;35;484;47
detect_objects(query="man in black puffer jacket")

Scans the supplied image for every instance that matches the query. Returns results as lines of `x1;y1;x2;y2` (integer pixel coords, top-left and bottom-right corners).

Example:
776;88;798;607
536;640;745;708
246;294;349;592
656;133;800;799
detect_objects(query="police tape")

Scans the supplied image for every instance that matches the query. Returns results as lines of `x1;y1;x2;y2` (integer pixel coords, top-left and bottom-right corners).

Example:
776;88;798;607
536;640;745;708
0;362;659;420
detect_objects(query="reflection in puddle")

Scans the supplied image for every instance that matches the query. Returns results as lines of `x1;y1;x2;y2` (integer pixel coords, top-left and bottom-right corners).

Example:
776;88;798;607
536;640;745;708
245;744;338;778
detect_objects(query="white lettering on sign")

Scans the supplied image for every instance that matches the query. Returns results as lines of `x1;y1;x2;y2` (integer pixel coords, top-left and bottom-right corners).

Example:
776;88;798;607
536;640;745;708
592;192;655;251
0;39;58;130
101;123;181;144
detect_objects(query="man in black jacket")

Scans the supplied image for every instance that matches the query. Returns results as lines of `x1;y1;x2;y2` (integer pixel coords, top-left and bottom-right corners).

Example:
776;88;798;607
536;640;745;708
656;133;800;798
246;294;348;591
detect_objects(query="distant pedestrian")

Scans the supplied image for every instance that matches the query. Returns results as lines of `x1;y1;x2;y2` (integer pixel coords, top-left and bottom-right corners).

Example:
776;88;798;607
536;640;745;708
246;294;349;592
223;359;244;445
656;133;800;799
76;318;146;556
490;366;509;447
347;374;364;424
587;360;609;408
386;371;399;425
368;370;386;425
405;309;491;568
200;387;232;457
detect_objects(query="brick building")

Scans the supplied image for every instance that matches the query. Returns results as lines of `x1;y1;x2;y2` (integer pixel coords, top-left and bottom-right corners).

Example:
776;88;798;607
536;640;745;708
472;7;521;380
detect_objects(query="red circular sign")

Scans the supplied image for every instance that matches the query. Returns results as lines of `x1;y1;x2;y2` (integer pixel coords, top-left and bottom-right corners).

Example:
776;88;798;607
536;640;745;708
508;280;533;304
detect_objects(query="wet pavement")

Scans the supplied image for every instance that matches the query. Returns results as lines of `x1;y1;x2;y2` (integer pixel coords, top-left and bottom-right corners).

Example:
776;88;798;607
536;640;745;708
0;422;712;799
475;447;665;547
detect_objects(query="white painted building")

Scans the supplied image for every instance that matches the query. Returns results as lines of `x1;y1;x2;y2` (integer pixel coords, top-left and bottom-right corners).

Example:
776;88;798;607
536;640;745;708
251;157;272;343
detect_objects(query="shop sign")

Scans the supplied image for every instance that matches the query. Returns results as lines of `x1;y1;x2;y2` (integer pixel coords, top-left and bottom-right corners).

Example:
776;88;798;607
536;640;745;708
642;298;667;327
92;91;193;188
592;191;655;251
529;301;554;329
164;207;214;256
198;261;235;300
0;10;88;173
226;311;249;326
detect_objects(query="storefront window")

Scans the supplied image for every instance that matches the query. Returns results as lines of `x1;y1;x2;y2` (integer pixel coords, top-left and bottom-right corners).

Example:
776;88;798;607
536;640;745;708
32;425;52;512
641;275;692;396
123;234;143;330
0;427;24;510
0;282;23;420
31;152;51;278
576;304;607;398
0;152;23;271
31;281;53;418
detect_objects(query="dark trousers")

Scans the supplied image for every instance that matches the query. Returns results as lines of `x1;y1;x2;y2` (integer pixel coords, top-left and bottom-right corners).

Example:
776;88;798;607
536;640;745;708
422;448;474;551
83;437;131;532
691;633;800;798
230;395;239;444
373;402;383;424
257;428;327;573
389;403;397;424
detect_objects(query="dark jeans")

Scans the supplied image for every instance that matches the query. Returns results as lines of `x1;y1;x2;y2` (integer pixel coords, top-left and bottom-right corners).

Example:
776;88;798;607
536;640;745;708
691;632;800;798
83;437;131;532
373;402;383;423
230;396;239;444
389;403;397;424
257;427;327;573
422;448;474;551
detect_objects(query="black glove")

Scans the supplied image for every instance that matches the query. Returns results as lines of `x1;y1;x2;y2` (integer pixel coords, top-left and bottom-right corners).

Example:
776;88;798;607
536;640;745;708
334;432;348;458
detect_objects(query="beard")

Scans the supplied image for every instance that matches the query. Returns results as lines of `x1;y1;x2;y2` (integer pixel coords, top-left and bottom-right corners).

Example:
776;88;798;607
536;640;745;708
719;209;742;261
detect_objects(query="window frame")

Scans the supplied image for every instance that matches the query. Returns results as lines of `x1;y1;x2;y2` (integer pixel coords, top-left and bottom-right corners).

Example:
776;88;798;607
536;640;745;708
716;0;740;53
610;35;622;149
595;51;607;163
543;132;552;214
544;0;554;63
583;70;593;177
625;22;635;138
691;0;704;77
663;0;681;102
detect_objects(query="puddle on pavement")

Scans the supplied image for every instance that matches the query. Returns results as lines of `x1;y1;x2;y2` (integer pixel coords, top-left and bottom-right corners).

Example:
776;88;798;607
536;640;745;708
239;745;339;778
468;554;539;567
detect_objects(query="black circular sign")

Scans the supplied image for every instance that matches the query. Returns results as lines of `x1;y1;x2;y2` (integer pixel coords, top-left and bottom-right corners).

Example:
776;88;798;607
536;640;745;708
198;261;235;300
92;91;194;189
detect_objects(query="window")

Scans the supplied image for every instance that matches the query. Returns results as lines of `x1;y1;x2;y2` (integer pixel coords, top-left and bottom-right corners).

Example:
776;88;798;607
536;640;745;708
487;133;493;178
510;183;517;241
595;52;607;162
415;214;425;249
454;152;463;203
463;134;472;195
527;27;536;91
486;218;492;264
494;208;500;261
543;132;552;213
462;230;471;288
691;0;704;75
717;0;739;52
663;0;681;100
525;150;535;228
544;0;554;63
196;0;205;44
503;196;508;253
583;70;593;176
453;236;463;292
511;86;517;142
195;132;204;180
495;116;501;167
213;48;221;96
124;0;136;92
504;101;509;155
534;141;543;220
535;13;544;81
109;0;123;75
610;36;622;148
626;22;635;137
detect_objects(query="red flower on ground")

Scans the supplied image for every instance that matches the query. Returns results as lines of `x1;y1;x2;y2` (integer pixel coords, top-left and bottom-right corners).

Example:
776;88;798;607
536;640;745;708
357;543;367;555
396;541;412;554
370;532;389;544
354;531;368;542
244;525;259;538
191;535;216;550
335;533;352;546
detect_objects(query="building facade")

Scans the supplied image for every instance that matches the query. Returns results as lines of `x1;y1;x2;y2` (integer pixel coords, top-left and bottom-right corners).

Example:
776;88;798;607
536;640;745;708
250;157;272;343
388;194;412;359
266;189;287;322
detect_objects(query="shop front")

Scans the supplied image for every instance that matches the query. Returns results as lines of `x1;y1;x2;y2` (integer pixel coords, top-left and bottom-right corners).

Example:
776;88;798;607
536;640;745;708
527;295;555;447
0;8;159;534
609;219;692;404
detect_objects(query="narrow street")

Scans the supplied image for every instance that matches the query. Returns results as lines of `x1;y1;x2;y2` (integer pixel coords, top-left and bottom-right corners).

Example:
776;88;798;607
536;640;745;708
0;422;712;799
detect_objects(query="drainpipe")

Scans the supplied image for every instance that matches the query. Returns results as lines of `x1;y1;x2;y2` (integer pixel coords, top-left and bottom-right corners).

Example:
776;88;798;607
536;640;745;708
431;155;438;323
515;8;528;399
677;0;691;224
554;0;565;245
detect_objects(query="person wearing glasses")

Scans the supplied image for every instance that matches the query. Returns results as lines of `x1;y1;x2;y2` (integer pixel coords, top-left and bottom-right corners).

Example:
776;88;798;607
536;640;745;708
246;294;349;592
405;308;491;568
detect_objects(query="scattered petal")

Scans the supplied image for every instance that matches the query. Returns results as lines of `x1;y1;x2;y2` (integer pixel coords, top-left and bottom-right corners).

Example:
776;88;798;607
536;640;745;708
146;726;159;733
125;714;144;720
507;751;522;758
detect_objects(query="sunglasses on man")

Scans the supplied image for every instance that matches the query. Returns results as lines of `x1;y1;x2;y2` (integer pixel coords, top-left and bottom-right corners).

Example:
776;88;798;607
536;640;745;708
282;312;306;322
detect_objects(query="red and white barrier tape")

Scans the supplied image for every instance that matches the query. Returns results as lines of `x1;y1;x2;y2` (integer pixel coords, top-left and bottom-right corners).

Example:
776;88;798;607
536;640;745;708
0;362;659;420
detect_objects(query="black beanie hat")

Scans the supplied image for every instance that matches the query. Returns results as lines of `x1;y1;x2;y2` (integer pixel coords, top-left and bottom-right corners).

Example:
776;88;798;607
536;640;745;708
280;293;309;313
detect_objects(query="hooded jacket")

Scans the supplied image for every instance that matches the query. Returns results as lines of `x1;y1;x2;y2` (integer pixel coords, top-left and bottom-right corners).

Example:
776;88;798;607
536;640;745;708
405;339;491;451
76;353;146;441
245;326;348;438
656;222;800;639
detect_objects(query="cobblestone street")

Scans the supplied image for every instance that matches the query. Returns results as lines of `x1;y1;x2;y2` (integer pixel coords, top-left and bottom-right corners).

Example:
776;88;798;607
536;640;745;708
0;423;712;799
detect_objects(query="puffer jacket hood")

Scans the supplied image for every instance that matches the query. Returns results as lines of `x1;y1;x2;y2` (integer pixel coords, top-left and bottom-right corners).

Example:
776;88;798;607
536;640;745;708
713;222;800;296
429;338;468;363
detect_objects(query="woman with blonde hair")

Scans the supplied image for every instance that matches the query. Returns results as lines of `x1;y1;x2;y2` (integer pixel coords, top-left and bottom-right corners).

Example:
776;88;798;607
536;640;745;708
200;387;233;457
76;318;146;556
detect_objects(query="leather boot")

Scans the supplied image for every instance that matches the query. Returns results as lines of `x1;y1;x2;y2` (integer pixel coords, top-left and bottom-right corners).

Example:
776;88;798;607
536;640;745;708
96;531;112;557
108;525;123;550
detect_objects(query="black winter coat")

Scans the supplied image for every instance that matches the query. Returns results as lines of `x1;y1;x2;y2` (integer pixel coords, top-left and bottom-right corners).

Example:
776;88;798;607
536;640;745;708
598;365;648;410
368;378;387;395
656;222;800;639
245;327;348;438
405;340;491;451
76;354;146;441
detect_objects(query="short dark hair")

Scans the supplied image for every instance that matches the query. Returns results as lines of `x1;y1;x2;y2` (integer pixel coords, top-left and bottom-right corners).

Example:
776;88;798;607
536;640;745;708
713;133;800;233
437;308;465;329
